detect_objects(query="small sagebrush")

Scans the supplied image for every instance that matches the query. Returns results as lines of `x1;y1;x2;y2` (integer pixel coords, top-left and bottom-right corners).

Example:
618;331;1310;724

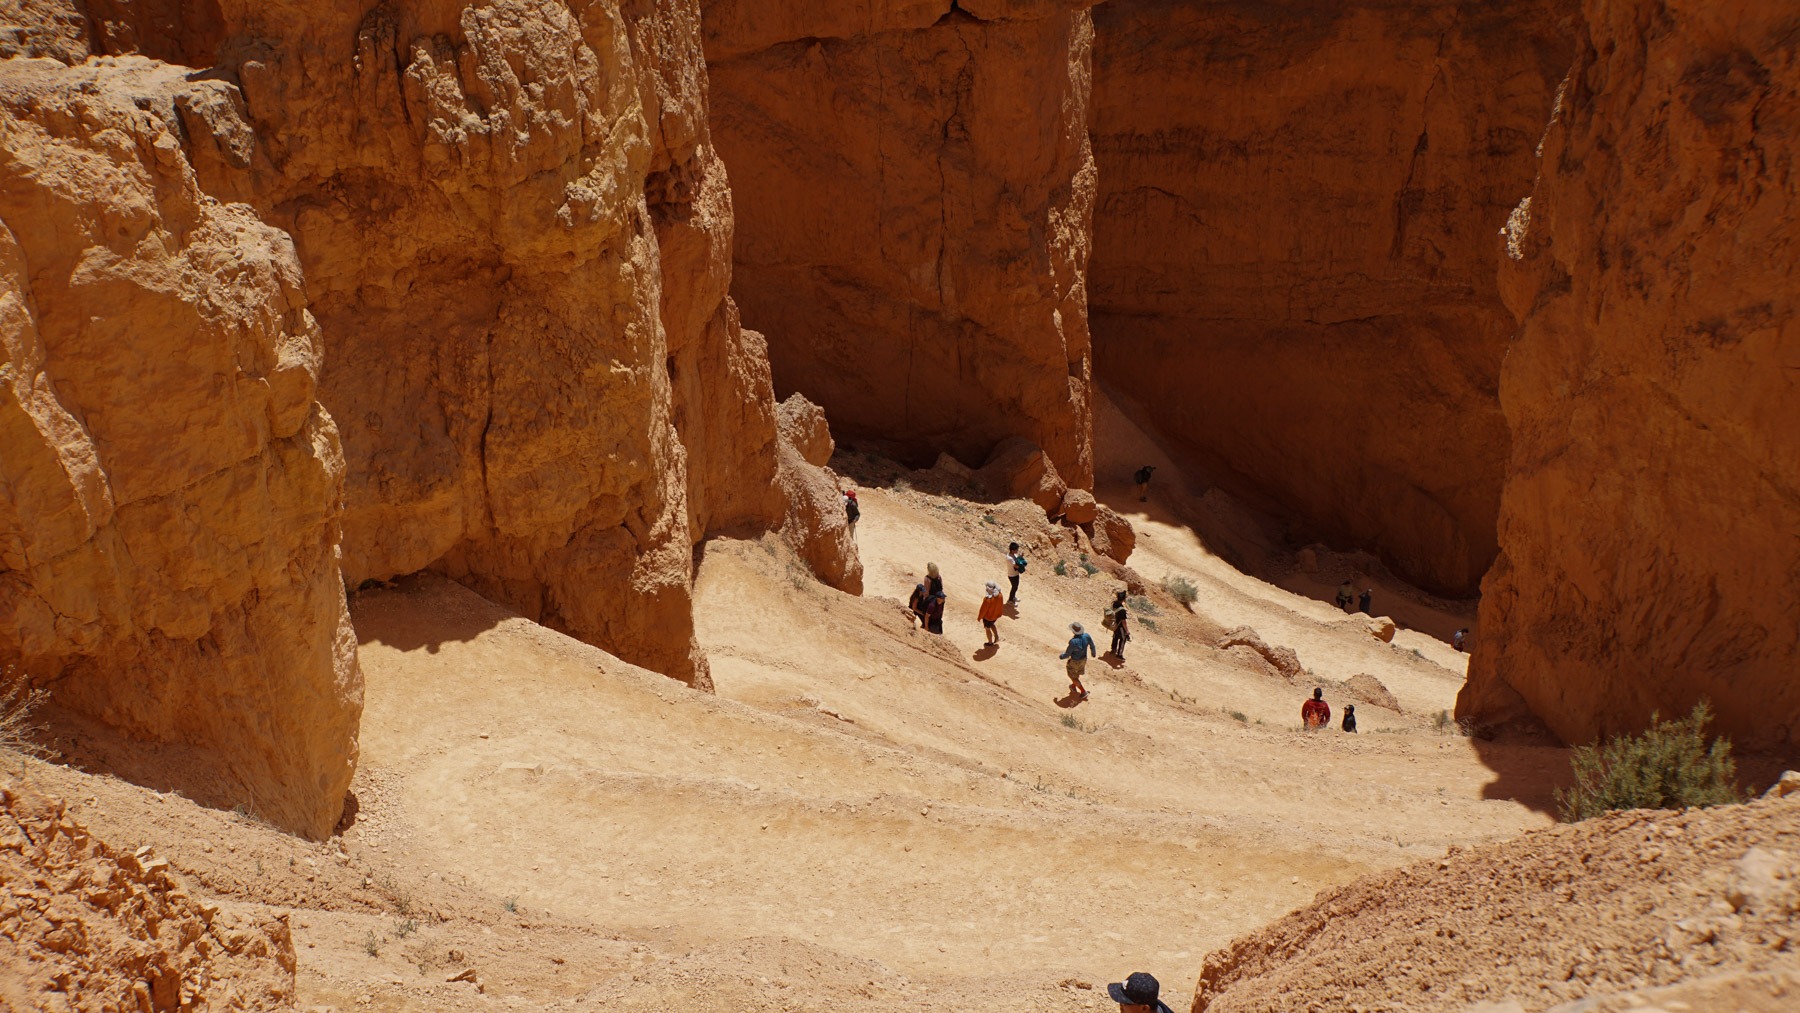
1053;559;1068;577
1;665;46;757
1160;574;1200;607
1556;701;1743;822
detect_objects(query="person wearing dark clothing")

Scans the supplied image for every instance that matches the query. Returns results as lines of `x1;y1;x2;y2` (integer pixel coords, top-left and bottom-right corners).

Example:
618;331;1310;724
1358;588;1373;615
1301;687;1331;729
1109;604;1130;660
1341;704;1357;733
1133;465;1157;502
926;562;945;600
1453;628;1468;653
843;488;860;535
907;582;929;626
1108;972;1176;1013
924;592;945;635
1006;542;1027;605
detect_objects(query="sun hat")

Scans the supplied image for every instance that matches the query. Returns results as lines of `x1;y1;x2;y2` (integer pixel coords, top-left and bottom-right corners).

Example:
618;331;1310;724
1070;622;1084;634
1107;972;1174;1012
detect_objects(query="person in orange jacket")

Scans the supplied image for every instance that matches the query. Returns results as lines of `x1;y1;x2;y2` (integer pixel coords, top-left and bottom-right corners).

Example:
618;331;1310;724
1301;687;1331;729
978;581;1005;645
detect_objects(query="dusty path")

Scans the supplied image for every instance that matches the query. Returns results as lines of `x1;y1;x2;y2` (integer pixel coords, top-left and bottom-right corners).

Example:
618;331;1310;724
20;452;1564;1012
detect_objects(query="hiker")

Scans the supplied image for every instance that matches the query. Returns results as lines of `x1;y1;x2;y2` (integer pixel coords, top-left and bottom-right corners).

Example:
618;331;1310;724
1335;580;1355;612
1006;542;1027;605
1301;687;1331;729
1060;622;1097;699
1108;971;1176;1013
979;581;1004;645
1341;704;1357;733
843;488;860;535
1108;599;1130;661
918;563;946;634
1133;465;1157;503
1453;628;1468;653
1358;588;1373;615
906;582;929;629
925;562;945;601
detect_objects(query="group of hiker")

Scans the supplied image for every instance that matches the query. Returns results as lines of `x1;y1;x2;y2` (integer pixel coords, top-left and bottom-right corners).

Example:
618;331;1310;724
1300;686;1356;733
1334;579;1373;615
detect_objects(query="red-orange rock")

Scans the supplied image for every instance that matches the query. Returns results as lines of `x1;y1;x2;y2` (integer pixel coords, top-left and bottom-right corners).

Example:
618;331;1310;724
0;57;360;838
1059;489;1098;525
703;0;1098;487
1088;504;1135;564
976;437;1069;516
1460;0;1800;751
1087;0;1575;595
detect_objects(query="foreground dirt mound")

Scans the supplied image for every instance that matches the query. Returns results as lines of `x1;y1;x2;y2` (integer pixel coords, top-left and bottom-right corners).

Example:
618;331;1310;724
0;781;295;1011
1192;795;1800;1012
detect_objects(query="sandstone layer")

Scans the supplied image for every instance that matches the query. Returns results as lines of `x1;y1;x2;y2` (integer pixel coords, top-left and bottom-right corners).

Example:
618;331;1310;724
0;56;361;837
702;0;1099;488
1459;0;1800;750
1089;0;1575;595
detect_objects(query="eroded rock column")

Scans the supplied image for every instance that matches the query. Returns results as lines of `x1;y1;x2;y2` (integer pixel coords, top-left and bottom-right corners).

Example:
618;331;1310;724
701;0;1099;487
1088;0;1574;595
1460;0;1800;749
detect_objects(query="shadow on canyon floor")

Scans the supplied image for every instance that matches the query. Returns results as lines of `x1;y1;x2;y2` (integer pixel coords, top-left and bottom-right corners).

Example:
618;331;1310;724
349;571;510;654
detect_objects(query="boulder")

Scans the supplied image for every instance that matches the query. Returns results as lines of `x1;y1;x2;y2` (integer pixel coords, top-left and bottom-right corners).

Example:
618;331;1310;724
1059;488;1097;525
1344;674;1402;714
1363;615;1397;643
777;393;836;468
976;437;1069;516
1088;504;1136;563
1217;626;1304;682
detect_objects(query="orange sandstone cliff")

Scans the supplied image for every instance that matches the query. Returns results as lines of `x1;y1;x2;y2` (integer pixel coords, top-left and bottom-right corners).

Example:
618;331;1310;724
1088;0;1574;595
1;0;855;833
1459;0;1800;750
701;0;1099;487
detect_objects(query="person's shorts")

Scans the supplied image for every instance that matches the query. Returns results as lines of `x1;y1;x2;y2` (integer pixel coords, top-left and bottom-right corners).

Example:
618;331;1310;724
1066;656;1087;678
983;619;997;630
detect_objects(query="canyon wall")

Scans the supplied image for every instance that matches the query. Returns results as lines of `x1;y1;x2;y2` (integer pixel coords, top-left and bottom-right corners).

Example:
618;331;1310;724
0;56;360;837
701;0;1099;488
1459;0;1800;750
1088;0;1575;595
2;0;855;832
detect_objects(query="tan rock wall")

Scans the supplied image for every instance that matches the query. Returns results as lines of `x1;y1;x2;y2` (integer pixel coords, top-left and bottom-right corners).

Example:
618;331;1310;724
702;0;1098;487
0;57;360;838
1459;0;1800;749
1088;0;1575;595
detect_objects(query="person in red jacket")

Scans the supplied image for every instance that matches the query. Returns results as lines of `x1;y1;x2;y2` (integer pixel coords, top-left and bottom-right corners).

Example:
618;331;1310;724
1301;687;1331;729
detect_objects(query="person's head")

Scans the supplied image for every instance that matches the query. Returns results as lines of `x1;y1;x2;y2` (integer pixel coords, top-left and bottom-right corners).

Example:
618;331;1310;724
985;581;1000;597
1143;465;1156;473
1070;622;1084;635
845;488;856;499
1312;687;1323;701
927;562;940;578
1114;589;1127;602
1108;971;1165;1012
1345;704;1355;714
1008;541;1020;553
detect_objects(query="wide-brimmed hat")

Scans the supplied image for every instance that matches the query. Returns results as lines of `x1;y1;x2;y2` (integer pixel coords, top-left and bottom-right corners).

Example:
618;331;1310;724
1070;622;1084;634
1107;972;1173;1011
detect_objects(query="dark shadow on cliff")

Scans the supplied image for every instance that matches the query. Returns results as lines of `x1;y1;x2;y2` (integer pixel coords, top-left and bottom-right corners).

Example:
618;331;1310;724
350;572;512;654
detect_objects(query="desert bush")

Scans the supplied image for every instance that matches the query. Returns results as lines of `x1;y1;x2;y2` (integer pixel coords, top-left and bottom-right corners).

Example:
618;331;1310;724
1127;595;1160;615
1053;559;1068;576
1161;574;1199;606
1556;701;1743;822
1;665;45;757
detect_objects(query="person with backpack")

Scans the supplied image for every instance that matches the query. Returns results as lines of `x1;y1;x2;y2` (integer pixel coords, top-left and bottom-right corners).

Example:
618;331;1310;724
921;562;946;634
1133;465;1157;502
978;581;1005;645
1006;542;1027;605
1107;599;1131;661
843;488;860;535
1341;703;1358;733
1358;588;1373;615
1060;622;1097;699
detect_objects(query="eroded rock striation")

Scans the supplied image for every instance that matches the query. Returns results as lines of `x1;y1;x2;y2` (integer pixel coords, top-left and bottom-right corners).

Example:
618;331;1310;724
1459;0;1800;750
1088;0;1575;595
702;0;1099;487
0;56;360;838
2;0;857;831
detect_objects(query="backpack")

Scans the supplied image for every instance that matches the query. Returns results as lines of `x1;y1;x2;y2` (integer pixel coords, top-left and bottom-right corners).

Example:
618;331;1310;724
1012;553;1027;572
845;498;860;523
1134;466;1153;485
1101;611;1117;631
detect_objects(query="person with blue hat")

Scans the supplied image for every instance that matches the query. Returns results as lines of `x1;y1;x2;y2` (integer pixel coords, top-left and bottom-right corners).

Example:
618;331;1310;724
1108;971;1175;1012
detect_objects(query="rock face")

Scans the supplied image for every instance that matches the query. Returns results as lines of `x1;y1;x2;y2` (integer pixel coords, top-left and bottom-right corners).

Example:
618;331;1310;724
1088;0;1576;595
2;0;854;828
1460;0;1800;750
0;57;360;838
702;0;1099;488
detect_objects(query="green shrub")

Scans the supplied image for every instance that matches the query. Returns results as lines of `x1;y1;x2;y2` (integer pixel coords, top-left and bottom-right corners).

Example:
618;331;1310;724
1080;561;1100;575
1053;559;1068;576
1127;595;1160;616
1161;574;1199;606
1556;702;1743;822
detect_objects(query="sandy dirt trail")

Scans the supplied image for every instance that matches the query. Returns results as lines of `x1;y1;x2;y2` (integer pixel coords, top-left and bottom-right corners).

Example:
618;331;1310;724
23;450;1567;1013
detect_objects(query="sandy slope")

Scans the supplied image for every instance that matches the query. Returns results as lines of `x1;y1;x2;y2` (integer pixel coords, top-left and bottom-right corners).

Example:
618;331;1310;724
15;455;1565;1011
